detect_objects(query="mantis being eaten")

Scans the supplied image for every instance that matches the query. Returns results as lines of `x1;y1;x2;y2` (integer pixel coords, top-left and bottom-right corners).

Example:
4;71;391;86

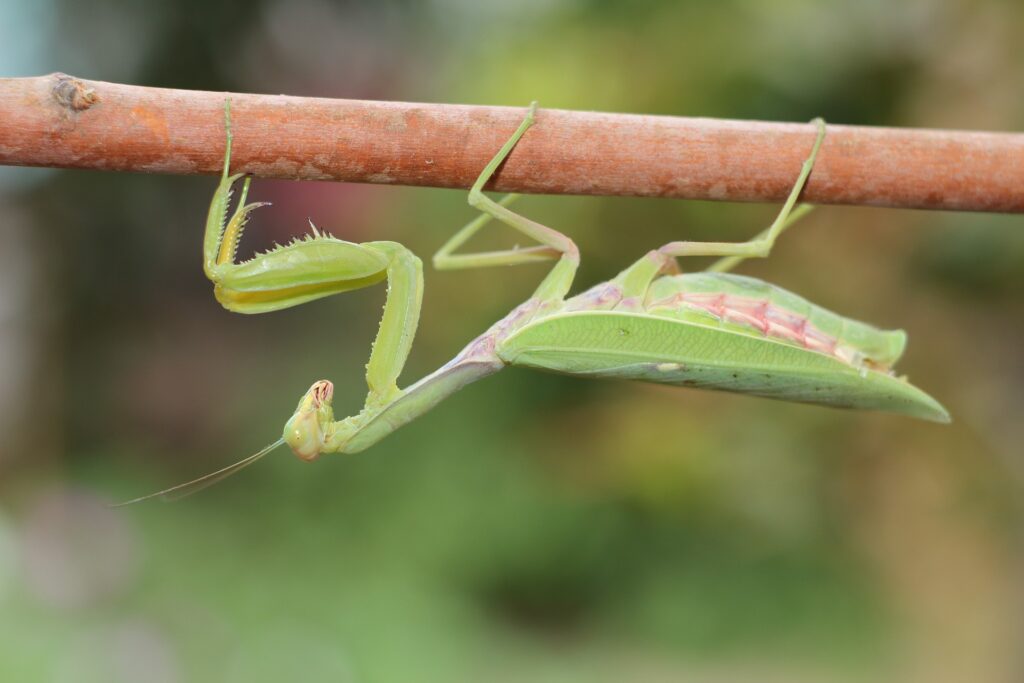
116;101;948;505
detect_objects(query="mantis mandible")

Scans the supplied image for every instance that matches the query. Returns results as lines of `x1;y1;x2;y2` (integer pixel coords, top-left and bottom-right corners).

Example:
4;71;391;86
116;101;948;505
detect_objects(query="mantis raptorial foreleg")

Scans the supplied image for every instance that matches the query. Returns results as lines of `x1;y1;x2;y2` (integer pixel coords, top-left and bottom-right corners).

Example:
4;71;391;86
205;101;424;448
612;118;826;297
115;103;428;504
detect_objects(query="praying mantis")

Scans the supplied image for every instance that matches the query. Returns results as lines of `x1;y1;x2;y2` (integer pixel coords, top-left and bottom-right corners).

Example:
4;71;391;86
116;101;948;505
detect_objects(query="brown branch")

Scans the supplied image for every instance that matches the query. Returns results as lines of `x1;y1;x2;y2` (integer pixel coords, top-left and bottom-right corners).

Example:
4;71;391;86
1;73;1022;213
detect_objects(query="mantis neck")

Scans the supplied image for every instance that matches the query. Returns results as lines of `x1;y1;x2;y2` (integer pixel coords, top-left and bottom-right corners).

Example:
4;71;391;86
331;352;504;454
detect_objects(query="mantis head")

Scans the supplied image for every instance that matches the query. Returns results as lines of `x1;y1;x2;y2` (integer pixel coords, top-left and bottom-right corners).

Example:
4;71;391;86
283;380;336;461
111;379;338;506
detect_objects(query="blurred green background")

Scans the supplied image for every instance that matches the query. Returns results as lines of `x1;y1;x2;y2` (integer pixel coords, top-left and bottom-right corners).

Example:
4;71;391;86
1;1;1023;681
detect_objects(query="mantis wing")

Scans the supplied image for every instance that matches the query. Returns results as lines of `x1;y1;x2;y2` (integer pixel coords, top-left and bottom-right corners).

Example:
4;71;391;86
497;311;949;422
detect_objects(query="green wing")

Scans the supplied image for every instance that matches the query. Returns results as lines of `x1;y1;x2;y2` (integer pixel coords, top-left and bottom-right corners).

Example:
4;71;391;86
497;311;949;423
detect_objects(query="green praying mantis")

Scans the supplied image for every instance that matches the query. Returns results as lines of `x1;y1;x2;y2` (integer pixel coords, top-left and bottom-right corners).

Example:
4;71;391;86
116;101;948;505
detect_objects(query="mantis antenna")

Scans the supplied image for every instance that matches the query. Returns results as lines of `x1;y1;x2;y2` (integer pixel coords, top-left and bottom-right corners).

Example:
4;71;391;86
111;439;286;507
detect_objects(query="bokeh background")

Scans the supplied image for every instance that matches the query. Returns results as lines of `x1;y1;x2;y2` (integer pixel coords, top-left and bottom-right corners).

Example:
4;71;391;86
2;1;1023;681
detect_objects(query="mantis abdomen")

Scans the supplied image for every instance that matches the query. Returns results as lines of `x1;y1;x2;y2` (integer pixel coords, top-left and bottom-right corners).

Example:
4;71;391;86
496;272;947;423
645;273;906;369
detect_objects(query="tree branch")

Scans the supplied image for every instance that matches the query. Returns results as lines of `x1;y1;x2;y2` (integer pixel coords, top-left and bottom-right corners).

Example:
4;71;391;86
2;73;1022;213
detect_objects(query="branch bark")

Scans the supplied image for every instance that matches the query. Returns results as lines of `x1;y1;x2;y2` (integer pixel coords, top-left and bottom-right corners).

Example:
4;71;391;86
1;73;1022;213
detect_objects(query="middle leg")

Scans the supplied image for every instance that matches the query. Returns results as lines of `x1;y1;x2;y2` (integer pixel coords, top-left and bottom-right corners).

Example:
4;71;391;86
434;102;581;303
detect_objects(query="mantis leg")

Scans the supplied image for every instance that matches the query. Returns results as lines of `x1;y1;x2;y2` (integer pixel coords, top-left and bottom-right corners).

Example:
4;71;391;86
660;118;826;267
611;118;825;298
438;102;580;303
704;203;815;273
610;118;827;299
433;194;561;269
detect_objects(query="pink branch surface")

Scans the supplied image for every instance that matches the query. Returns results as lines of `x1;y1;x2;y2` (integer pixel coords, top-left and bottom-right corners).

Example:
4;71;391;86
1;73;1022;213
